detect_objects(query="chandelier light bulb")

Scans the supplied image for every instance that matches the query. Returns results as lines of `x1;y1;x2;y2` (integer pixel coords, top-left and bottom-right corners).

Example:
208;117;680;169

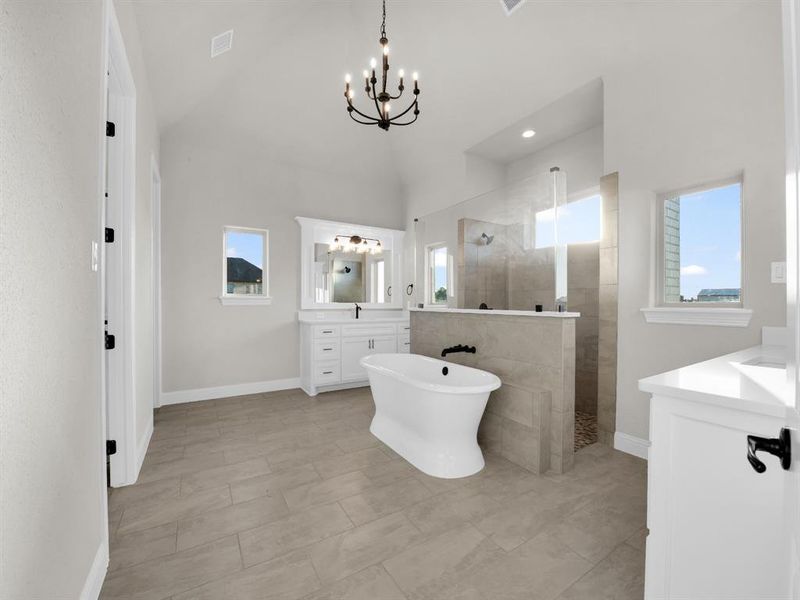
345;73;351;83
348;89;354;99
363;69;369;79
383;45;389;56
385;103;391;113
370;57;377;69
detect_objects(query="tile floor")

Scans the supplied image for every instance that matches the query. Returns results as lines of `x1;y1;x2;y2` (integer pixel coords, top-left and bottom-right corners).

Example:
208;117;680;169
101;386;647;600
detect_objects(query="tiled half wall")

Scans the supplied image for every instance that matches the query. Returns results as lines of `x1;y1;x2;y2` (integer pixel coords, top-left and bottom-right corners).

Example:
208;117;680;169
410;311;577;474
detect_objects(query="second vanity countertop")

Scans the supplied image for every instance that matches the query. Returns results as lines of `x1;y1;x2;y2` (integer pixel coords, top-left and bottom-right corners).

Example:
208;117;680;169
410;307;581;318
639;343;794;418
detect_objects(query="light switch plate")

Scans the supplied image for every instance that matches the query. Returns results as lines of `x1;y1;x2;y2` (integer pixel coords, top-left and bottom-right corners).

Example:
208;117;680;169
91;241;99;272
771;261;786;284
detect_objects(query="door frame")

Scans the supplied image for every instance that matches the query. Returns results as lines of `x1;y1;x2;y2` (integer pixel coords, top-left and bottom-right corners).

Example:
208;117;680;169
151;154;162;409
103;0;138;488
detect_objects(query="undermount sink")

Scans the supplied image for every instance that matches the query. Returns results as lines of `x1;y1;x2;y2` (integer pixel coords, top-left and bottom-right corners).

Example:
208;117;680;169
739;357;786;369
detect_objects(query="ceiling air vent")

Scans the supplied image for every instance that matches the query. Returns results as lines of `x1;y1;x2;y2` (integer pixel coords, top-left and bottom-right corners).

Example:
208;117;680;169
210;29;234;58
500;0;525;16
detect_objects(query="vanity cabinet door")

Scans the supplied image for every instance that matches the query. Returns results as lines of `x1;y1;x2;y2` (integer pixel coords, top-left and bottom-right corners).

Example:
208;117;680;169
372;336;397;354
341;337;373;382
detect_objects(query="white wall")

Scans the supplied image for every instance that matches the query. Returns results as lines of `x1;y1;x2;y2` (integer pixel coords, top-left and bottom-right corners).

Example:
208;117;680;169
506;125;604;196
114;0;161;463
160;125;404;396
0;2;106;597
606;3;785;441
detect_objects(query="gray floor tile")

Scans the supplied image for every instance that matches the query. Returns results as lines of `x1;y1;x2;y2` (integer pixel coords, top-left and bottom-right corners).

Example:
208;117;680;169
310;512;424;584
239;502;354;568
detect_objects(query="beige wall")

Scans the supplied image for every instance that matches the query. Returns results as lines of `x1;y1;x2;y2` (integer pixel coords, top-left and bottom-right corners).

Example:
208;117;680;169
606;3;785;442
0;2;106;597
115;0;161;458
160;127;404;394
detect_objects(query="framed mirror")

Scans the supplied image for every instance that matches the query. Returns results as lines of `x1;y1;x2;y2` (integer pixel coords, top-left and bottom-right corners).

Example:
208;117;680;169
296;217;404;309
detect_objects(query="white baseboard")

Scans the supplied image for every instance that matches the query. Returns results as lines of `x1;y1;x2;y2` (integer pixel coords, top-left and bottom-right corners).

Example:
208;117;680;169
136;418;153;475
614;431;650;460
160;377;302;406
80;541;108;600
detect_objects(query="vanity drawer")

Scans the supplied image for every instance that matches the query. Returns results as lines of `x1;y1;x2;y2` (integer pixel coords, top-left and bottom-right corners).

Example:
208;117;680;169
398;323;411;335
398;334;411;353
341;323;397;338
314;340;340;360
312;325;341;339
313;361;340;384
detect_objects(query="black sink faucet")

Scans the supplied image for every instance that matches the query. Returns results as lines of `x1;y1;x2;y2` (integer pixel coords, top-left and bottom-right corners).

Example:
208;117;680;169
441;344;476;357
355;303;362;319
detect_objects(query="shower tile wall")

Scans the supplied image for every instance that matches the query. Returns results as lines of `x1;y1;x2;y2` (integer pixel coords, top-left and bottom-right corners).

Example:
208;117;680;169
457;218;599;416
457;219;508;310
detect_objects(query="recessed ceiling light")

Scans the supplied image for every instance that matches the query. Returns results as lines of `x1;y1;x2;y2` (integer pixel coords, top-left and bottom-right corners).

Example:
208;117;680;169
522;129;536;139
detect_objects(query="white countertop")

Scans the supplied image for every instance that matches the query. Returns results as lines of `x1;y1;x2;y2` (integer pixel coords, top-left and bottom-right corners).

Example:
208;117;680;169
409;307;580;318
297;311;409;324
639;344;794;418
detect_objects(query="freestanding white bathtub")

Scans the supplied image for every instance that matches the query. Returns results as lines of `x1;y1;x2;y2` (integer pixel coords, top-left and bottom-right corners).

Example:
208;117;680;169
360;353;501;479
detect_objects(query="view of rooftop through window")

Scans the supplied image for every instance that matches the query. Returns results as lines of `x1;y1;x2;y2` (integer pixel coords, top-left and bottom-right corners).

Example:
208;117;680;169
664;182;741;303
225;230;264;295
535;193;602;248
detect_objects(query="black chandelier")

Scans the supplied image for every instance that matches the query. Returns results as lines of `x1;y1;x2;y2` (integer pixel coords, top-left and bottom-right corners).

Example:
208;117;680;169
343;0;420;131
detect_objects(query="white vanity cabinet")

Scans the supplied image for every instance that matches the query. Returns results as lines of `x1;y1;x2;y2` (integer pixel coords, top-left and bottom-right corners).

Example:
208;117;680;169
299;317;410;396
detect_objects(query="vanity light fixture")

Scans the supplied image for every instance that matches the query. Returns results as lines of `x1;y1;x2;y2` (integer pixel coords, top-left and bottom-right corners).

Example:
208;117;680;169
343;0;420;131
330;235;383;255
522;129;536;138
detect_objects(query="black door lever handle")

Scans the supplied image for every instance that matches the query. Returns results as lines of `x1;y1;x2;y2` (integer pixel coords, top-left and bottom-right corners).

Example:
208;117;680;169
747;428;791;473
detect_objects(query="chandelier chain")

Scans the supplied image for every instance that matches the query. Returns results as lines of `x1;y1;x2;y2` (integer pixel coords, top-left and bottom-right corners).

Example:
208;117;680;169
381;0;386;37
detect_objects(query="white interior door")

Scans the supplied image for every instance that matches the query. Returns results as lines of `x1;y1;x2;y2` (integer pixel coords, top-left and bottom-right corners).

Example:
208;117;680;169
783;1;800;594
104;10;137;487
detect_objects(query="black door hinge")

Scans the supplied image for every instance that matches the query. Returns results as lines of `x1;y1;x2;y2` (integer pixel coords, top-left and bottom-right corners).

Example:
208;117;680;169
106;440;117;456
105;332;116;350
106;121;115;137
105;227;115;243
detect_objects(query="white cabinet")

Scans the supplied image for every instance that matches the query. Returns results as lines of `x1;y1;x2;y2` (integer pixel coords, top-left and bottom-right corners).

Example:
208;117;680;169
299;316;409;396
341;337;373;382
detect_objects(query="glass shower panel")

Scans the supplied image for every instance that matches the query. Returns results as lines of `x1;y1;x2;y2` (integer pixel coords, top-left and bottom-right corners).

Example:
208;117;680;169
414;168;568;311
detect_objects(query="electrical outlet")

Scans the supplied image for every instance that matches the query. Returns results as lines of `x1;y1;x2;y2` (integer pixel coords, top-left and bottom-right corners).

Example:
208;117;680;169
771;261;786;284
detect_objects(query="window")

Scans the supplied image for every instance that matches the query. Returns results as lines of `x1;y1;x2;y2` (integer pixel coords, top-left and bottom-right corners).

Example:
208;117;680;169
535;193;601;248
427;244;449;304
221;226;270;305
370;259;385;303
659;180;742;305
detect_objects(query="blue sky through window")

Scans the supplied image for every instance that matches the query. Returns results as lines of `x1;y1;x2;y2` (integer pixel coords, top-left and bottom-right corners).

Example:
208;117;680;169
226;231;263;269
678;182;741;300
535;194;601;248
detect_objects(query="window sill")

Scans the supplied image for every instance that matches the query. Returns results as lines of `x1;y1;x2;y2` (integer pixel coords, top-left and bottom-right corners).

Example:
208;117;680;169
219;295;272;306
641;306;752;327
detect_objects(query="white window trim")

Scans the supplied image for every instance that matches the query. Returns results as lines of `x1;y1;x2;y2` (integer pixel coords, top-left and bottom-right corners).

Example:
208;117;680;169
425;242;449;305
219;225;272;306
645;175;748;326
641;306;752;327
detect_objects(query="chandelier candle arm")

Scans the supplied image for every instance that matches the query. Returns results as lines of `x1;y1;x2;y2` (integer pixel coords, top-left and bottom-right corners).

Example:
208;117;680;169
343;0;420;131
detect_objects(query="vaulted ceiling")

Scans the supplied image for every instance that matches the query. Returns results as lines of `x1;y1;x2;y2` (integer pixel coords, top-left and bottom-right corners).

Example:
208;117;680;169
132;0;753;185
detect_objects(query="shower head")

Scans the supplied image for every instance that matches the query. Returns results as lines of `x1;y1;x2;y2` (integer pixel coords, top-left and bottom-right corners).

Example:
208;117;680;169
480;233;494;245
